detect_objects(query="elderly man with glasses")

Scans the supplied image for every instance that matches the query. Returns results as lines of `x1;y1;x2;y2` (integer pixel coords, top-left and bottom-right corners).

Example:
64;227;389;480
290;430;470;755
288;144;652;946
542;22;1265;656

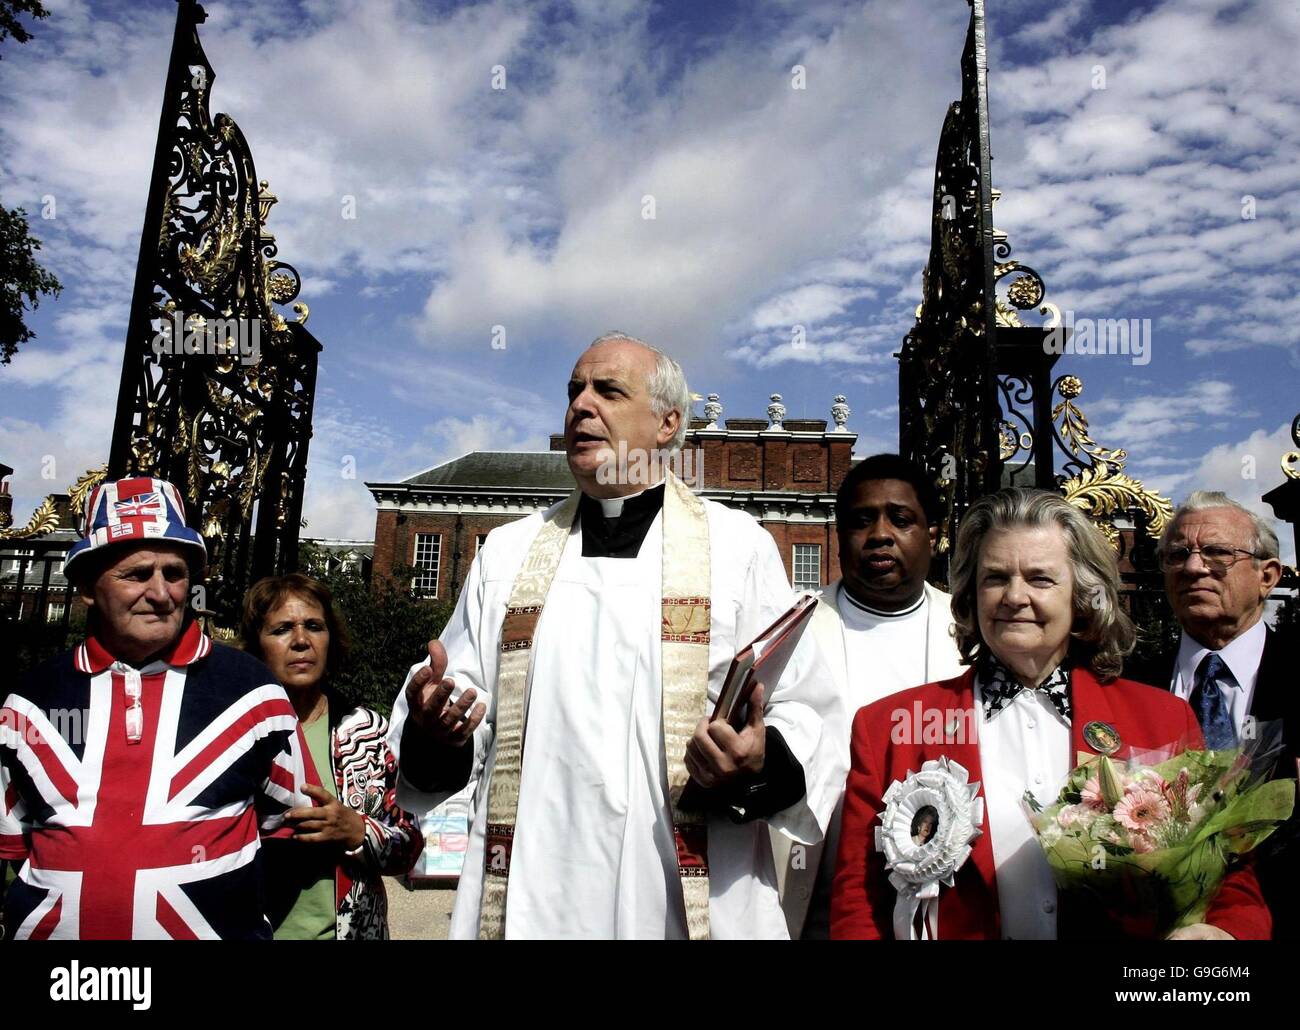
1129;489;1295;938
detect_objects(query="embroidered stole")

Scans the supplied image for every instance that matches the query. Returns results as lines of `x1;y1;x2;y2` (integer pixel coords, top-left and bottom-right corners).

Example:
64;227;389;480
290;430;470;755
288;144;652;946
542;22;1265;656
478;471;712;940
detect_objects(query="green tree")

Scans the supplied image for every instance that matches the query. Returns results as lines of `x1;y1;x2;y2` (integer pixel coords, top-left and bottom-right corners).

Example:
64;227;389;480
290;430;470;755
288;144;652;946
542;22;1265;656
1125;585;1182;668
5;598;83;679
0;204;62;364
1272;587;1299;636
1;2;60;365
298;545;453;717
0;1;49;51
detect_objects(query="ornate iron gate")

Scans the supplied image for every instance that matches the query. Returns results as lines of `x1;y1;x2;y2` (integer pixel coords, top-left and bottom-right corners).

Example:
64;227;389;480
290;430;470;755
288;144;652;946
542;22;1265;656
104;0;321;630
899;0;1176;615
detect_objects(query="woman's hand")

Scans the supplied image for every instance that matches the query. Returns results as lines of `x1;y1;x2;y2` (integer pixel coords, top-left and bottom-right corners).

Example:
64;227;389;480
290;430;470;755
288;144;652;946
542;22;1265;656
284;784;367;850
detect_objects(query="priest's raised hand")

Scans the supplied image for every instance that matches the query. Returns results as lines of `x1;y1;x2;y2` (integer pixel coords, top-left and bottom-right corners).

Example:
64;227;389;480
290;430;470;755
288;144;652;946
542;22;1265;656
405;640;486;747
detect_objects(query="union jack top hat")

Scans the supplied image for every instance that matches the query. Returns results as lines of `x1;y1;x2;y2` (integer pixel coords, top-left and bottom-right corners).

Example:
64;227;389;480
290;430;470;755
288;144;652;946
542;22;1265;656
63;476;207;578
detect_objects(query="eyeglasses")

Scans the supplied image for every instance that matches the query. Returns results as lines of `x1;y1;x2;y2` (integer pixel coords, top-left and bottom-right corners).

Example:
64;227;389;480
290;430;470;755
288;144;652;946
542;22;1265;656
1160;545;1260;574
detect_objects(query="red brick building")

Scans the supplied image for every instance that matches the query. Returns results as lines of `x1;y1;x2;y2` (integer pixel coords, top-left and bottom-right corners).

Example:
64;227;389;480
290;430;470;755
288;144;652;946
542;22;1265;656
367;402;859;603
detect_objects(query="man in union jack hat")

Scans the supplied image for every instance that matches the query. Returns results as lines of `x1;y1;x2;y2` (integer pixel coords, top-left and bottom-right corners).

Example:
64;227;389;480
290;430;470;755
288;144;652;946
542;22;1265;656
0;475;321;939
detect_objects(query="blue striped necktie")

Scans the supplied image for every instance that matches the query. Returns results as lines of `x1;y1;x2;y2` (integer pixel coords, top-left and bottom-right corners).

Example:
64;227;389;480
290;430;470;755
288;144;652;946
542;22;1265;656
1190;653;1237;749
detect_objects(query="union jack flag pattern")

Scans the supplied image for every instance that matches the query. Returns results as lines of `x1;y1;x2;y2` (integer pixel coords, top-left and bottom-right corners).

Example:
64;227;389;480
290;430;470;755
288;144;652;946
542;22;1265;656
0;620;321;939
63;476;207;573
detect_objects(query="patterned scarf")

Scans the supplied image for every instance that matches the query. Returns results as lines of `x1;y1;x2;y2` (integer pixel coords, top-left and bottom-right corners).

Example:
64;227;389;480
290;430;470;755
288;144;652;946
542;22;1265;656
979;653;1072;723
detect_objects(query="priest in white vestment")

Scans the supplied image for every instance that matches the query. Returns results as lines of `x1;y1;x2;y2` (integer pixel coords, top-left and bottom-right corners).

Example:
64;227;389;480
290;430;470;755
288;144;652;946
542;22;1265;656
388;333;844;939
775;454;965;938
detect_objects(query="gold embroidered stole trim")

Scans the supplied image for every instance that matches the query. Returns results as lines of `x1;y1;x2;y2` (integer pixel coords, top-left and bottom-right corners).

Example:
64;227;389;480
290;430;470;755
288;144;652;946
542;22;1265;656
658;474;712;940
478;472;712;939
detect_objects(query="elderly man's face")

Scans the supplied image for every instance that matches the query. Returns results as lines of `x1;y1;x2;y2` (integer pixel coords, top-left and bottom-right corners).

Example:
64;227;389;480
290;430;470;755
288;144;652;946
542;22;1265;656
1163;507;1281;648
81;544;191;663
564;339;678;497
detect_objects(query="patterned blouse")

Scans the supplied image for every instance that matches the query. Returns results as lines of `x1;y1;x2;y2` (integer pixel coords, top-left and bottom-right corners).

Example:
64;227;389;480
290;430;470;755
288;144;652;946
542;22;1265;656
331;705;425;940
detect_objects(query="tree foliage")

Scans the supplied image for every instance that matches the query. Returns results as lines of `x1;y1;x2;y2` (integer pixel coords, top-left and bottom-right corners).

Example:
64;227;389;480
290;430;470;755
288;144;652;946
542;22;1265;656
298;544;453;717
1;3;61;364
1125;586;1182;669
1272;586;1299;637
0;204;62;364
0;1;50;53
4;596;84;681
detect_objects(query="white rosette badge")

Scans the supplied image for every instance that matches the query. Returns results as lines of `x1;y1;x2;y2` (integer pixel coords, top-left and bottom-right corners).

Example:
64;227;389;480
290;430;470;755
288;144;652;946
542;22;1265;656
876;757;984;940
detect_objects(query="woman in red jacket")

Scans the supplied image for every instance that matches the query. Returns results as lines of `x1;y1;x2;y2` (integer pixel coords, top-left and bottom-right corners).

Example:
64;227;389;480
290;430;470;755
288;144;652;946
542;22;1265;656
831;488;1269;940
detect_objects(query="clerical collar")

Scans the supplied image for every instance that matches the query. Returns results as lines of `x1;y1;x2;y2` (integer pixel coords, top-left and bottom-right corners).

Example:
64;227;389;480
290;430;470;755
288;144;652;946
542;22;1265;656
596;485;651;518
840;588;925;619
578;482;666;558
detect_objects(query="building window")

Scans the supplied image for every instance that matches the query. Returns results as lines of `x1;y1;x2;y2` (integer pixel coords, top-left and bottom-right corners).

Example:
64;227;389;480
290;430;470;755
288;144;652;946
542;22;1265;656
792;544;822;591
475;533;488;554
412;534;442;598
47;601;66;623
7;548;33;574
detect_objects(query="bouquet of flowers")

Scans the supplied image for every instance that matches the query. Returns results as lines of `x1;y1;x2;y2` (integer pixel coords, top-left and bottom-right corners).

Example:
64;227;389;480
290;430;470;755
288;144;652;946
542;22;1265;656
1024;726;1295;938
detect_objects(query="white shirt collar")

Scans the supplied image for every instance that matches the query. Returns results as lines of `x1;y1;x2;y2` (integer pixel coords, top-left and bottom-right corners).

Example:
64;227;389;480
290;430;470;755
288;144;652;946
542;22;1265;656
1175;618;1267;692
837;585;926;620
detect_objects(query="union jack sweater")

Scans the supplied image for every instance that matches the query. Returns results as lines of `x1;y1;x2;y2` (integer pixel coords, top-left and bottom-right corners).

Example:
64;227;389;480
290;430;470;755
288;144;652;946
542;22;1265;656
0;620;321;940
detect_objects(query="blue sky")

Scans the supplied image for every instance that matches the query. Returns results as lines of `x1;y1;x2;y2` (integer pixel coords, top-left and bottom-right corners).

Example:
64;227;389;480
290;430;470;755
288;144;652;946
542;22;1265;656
1;0;1296;561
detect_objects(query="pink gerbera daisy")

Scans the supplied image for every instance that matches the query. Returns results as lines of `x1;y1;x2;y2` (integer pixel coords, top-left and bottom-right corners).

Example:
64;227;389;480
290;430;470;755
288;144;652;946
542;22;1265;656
1114;788;1170;833
1081;777;1109;811
1128;831;1158;854
1133;770;1169;795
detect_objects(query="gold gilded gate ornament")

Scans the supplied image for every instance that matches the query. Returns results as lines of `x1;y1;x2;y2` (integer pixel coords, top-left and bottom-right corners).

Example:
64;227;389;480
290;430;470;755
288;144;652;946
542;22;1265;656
1282;413;1300;481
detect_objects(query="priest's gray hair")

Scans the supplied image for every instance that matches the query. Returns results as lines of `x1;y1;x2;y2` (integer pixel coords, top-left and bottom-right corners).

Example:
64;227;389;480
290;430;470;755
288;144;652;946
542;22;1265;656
589;331;691;452
949;487;1136;682
1157;490;1280;562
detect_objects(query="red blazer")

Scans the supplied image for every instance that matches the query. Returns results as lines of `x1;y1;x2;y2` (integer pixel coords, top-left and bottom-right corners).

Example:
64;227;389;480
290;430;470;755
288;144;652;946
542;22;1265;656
830;665;1271;940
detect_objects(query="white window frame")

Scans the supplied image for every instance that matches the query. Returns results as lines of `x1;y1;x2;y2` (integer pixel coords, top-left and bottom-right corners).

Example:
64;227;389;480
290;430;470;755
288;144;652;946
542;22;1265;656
412;534;442;598
792;543;822;591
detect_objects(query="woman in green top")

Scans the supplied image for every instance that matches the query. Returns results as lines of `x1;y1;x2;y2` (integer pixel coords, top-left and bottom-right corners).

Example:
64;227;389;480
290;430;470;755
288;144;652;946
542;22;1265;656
242;574;424;939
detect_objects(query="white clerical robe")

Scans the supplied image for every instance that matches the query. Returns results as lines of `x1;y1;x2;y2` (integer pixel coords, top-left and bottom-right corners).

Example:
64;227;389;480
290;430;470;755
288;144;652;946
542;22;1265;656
388;495;844;939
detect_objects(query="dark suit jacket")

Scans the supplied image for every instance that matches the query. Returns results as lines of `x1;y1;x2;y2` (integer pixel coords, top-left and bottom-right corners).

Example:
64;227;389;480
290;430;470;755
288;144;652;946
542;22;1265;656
1127;624;1299;939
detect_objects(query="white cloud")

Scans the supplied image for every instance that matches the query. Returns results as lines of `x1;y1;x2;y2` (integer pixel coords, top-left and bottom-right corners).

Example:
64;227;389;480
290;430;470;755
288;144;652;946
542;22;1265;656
422;414;546;463
1070;380;1245;461
1007;3;1093;46
414;1;969;368
987;0;1300;374
750;285;876;332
